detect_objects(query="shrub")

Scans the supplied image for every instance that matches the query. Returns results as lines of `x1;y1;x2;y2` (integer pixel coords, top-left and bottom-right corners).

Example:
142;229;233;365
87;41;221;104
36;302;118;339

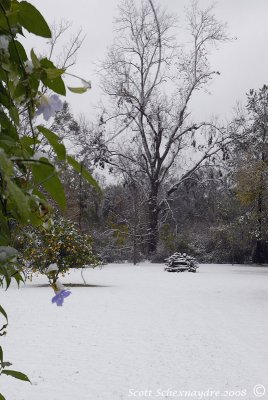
18;216;101;281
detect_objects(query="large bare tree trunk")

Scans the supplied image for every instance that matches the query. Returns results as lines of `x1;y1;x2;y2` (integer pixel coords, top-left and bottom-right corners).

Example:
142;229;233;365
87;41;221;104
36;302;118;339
147;186;159;254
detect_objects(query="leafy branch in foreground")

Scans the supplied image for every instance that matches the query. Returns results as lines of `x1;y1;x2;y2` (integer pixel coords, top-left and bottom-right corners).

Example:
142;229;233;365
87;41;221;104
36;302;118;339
0;0;98;397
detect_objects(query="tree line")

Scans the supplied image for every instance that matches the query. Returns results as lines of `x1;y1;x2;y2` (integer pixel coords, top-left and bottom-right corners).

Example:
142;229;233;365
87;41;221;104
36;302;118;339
54;80;268;265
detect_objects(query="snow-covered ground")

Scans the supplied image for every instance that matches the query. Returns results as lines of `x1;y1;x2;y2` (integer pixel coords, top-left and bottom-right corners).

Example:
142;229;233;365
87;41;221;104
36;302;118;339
1;263;268;400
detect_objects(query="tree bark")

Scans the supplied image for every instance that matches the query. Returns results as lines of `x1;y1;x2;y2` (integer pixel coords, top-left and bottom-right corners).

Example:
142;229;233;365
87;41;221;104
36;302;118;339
147;186;159;255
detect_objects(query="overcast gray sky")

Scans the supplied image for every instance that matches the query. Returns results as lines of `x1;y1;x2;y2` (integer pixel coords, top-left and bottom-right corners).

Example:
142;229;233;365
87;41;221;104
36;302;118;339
29;0;268;122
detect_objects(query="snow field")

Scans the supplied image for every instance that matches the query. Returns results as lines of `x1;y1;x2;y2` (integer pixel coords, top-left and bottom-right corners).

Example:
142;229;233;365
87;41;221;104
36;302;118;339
1;263;268;400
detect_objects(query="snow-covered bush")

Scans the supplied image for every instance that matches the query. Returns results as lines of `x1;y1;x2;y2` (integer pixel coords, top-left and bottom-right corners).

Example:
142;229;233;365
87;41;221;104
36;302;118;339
18;216;101;281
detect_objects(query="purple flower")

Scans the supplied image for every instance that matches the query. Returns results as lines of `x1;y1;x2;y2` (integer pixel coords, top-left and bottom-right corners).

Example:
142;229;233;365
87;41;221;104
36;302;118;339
51;289;71;306
36;94;63;121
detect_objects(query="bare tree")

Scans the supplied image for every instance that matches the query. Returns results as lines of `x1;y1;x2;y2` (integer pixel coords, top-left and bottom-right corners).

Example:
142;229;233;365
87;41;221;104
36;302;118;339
48;20;85;69
95;0;230;254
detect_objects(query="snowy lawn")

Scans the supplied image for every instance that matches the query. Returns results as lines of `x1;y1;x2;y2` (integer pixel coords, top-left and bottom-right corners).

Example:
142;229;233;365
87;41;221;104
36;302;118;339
1;263;268;400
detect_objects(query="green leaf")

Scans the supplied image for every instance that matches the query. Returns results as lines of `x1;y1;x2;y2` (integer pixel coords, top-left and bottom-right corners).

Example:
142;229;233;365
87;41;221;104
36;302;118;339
0;5;17;31
12;271;24;287
41;75;66;96
0;15;9;32
0;214;10;245
28;74;39;97
67;86;87;94
18;1;51;38
0;0;11;11
0;134;17;146
8;40;27;63
0;149;13;176
0;265;11;289
0;4;18;30
0;305;8;323
2;369;30;382
13;82;26;99
6;2;20;26
0;68;6;82
7;179;30;223
32;188;47;202
67;156;100;191
31;160;66;209
0;111;19;141
0;346;3;363
40;58;56;69
20;135;40;148
0;85;10;109
0;392;6;400
40;59;66;95
46;68;65;80
0;63;12;73
30;49;40;68
9;106;19;126
37;126;66;161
